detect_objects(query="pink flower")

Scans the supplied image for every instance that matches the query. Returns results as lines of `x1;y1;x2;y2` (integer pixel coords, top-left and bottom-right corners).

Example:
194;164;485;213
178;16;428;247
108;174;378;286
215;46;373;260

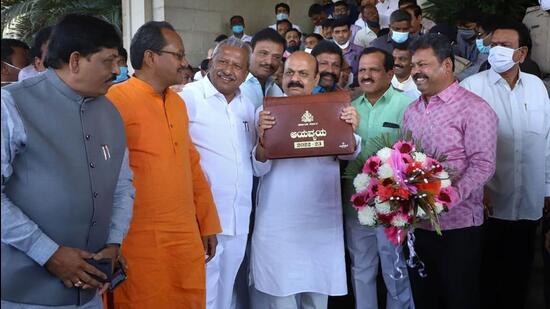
393;140;415;154
436;186;459;209
391;212;411;227
363;156;382;175
384;226;407;245
351;192;371;210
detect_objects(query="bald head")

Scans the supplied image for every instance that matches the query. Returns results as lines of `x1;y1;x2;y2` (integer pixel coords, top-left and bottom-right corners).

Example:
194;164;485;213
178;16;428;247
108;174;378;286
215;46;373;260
282;51;319;96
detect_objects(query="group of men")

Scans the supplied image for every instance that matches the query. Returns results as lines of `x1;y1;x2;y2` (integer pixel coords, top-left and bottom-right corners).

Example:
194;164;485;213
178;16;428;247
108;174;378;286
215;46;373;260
1;1;549;309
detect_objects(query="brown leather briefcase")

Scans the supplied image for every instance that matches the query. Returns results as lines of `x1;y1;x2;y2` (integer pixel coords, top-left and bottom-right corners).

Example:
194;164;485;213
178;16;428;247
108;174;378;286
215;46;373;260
262;91;356;159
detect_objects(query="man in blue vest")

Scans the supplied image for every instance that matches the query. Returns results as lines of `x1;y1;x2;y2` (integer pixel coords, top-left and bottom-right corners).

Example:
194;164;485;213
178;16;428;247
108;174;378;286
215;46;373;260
1;14;135;308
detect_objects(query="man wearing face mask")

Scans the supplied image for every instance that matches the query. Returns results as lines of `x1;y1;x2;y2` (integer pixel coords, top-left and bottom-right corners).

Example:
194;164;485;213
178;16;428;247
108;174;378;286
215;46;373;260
308;3;328;35
332;18;363;81
343;47;414;309
455;14;495;81
230;15;252;43
353;4;381;48
454;9;481;63
392;42;420;99
304;33;323;54
460;19;550;309
333;2;361;43
269;3;302;34
283;28;302;59
370;9;413;54
311;40;344;93
113;46;130;84
523;0;550;93
1;39;29;86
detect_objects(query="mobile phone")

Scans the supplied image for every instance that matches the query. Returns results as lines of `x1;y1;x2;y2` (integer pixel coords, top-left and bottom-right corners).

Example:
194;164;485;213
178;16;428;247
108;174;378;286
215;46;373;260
109;265;127;291
84;258;112;283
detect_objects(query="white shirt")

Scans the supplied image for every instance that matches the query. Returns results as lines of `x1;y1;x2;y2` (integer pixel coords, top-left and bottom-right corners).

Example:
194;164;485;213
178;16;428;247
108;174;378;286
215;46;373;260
230;33;252;43
250;105;361;296
179;77;256;235
240;73;284;109
460;69;550;220
353;20;378;48
376;0;399;29
392;75;421;99
313;25;322;34
193;71;204;81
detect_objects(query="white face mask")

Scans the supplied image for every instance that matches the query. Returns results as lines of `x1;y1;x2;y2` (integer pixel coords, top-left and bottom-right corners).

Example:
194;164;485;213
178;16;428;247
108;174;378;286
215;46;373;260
540;0;550;10
304;48;312;54
488;45;519;73
334;40;350;50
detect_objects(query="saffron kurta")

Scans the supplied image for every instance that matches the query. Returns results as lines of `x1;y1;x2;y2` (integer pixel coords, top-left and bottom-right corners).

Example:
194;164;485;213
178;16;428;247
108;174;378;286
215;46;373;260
107;77;222;309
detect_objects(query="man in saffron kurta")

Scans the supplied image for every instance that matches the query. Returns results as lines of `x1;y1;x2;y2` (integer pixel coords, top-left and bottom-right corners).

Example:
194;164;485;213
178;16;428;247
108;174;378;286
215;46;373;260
106;21;221;309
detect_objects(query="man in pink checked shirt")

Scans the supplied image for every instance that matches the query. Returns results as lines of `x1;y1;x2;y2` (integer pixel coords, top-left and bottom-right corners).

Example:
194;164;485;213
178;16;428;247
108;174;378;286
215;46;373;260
402;33;498;309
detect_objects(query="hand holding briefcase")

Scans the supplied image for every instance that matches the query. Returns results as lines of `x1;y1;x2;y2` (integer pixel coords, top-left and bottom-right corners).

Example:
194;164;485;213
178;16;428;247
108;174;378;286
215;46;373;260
262;91;356;159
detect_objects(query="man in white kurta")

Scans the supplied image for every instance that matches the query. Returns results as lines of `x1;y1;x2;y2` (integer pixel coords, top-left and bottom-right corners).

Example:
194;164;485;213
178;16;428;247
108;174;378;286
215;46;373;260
250;51;361;309
179;38;255;309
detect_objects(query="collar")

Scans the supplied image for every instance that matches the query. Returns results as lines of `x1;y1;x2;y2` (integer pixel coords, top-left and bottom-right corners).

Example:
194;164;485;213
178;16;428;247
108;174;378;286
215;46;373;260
419;81;459;106
488;67;524;87
392;74;413;87
312;84;337;94
45;69;86;102
202;73;241;100
360;85;395;105
126;74;167;98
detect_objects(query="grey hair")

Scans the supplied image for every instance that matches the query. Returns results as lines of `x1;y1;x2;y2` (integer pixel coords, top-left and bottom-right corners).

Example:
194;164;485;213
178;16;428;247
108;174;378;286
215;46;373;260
211;37;252;67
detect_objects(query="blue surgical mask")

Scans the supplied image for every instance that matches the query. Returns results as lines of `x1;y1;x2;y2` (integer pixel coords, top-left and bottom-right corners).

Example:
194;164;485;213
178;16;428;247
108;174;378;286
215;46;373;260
276;13;289;21
391;31;409;43
232;25;244;34
475;39;490;54
114;66;129;83
458;29;476;41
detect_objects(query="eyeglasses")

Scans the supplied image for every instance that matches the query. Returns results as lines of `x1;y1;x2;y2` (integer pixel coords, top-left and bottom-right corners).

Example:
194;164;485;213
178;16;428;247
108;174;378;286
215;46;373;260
158;50;186;61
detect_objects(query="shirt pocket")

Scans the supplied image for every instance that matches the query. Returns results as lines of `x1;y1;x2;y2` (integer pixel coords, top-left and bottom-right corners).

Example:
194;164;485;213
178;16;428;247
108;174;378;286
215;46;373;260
525;109;544;134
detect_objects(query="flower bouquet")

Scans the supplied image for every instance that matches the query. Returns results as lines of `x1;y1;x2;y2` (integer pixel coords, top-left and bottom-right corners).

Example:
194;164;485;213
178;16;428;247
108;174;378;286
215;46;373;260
349;135;458;245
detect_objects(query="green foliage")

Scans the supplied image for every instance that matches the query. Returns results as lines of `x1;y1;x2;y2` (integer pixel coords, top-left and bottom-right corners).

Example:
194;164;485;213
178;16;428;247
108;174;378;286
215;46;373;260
1;0;121;42
423;0;539;25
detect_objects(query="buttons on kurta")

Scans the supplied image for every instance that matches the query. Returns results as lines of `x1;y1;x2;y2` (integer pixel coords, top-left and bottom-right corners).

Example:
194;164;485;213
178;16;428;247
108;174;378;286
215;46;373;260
90;162;95;168
93;192;99;198
85;134;91;140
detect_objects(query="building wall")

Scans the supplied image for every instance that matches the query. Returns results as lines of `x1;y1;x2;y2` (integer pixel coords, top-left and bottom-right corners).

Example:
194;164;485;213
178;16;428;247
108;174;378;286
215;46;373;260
123;0;316;68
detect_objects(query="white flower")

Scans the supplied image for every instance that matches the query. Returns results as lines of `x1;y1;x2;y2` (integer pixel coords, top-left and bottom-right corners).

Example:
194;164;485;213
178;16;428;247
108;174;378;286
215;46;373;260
438;171;451;188
377;163;394;179
391;213;410;227
353;173;371;192
375;200;392;214
376;147;393;163
358;206;377;226
416;207;427;218
412;152;427;165
434;202;444;213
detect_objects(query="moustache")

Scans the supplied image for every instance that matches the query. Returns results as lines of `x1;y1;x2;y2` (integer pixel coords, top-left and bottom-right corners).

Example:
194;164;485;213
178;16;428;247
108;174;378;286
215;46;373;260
216;71;236;81
287;81;304;89
413;73;429;81
360;78;374;84
260;63;275;72
320;71;338;83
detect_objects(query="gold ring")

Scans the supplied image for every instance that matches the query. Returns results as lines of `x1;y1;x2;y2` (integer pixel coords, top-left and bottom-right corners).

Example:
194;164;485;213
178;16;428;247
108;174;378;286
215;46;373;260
74;280;83;287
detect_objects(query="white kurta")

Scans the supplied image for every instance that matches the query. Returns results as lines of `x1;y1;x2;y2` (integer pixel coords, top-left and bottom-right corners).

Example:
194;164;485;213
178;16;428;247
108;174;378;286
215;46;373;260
250;113;361;296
